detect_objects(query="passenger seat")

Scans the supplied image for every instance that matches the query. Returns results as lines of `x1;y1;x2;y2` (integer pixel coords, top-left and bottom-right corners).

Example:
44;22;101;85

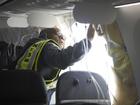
0;70;47;105
56;71;111;105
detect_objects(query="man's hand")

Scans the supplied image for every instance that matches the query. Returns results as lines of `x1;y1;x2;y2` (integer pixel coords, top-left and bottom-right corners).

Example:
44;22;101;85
87;24;95;41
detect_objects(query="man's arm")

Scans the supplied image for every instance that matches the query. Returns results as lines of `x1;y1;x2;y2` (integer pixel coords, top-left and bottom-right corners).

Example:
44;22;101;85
42;39;91;69
41;24;95;69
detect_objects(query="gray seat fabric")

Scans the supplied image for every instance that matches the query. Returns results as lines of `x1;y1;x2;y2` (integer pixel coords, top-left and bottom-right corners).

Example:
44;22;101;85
0;70;47;105
56;71;111;105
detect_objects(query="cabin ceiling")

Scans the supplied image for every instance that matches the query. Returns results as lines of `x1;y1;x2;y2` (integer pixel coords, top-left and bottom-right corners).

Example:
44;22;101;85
0;0;140;17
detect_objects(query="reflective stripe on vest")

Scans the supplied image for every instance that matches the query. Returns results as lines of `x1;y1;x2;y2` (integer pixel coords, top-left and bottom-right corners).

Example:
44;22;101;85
16;39;61;84
16;40;50;70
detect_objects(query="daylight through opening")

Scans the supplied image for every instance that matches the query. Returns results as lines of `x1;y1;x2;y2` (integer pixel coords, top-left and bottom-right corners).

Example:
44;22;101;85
69;22;117;104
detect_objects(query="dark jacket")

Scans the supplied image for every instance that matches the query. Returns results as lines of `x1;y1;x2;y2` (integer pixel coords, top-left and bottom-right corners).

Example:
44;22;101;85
18;38;92;81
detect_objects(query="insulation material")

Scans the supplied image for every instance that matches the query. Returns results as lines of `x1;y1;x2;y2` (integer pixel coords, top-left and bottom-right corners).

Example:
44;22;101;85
0;27;40;67
104;21;138;105
0;27;39;46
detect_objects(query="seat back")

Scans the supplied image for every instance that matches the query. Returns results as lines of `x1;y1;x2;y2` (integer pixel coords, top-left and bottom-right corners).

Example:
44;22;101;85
56;71;111;105
136;100;140;105
0;70;47;105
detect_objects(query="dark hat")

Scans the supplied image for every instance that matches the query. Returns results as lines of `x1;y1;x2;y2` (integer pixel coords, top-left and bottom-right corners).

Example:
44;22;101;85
39;28;48;39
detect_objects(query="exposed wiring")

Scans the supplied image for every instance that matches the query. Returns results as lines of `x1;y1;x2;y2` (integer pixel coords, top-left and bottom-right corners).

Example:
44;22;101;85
96;24;104;36
81;24;110;105
109;90;119;105
0;0;15;7
103;27;119;105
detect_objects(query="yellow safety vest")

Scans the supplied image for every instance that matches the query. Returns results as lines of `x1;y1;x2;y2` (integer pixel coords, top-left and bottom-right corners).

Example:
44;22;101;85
16;39;61;87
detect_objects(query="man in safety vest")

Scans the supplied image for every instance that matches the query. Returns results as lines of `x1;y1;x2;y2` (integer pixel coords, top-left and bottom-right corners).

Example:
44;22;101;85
16;24;95;104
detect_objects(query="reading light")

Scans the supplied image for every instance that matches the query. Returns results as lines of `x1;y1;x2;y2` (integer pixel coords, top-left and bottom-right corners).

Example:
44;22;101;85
114;2;140;8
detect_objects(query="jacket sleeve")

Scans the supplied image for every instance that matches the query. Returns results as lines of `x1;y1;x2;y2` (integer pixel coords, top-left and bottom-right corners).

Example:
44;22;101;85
42;38;92;69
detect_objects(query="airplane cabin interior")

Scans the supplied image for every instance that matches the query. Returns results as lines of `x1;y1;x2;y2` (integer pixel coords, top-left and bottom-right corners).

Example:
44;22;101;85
0;0;140;105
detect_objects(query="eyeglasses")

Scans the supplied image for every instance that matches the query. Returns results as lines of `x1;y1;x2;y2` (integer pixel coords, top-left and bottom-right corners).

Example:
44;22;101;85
59;35;65;40
56;32;62;36
56;32;65;40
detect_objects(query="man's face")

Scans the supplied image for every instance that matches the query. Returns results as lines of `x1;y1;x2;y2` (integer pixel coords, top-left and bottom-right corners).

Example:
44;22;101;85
52;31;65;48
